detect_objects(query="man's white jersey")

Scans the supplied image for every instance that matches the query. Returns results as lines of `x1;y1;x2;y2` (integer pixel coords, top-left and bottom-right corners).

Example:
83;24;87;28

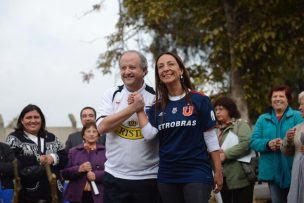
96;83;158;180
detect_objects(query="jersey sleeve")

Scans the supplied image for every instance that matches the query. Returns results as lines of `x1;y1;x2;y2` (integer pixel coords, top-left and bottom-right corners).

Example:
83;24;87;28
199;96;216;132
96;87;115;126
146;104;157;128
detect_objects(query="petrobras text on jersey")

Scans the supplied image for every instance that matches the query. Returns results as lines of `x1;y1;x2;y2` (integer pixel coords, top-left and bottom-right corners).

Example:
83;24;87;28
158;120;197;130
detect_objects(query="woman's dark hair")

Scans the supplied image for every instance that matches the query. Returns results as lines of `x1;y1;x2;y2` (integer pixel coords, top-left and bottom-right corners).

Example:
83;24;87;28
16;104;46;137
268;85;292;104
81;122;100;138
155;52;193;111
213;96;241;119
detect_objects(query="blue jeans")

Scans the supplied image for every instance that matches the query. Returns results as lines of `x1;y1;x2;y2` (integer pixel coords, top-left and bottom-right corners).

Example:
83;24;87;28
158;182;212;203
268;181;289;203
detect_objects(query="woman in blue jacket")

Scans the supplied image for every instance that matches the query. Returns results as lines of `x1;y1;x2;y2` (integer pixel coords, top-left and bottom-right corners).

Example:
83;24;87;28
250;85;304;203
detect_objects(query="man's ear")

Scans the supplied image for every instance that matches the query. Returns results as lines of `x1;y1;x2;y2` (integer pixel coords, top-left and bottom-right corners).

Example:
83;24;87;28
143;68;148;76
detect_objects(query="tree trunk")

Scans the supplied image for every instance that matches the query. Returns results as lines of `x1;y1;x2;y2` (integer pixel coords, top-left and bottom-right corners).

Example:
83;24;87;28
223;0;250;122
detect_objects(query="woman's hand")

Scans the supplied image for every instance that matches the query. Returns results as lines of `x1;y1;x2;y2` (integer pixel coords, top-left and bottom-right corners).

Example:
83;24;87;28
268;138;282;151
128;93;135;105
300;145;304;153
78;161;92;173
213;169;223;193
87;171;96;181
40;155;54;165
286;128;296;141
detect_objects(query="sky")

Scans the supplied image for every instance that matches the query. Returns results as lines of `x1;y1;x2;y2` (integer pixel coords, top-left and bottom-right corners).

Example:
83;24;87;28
0;0;155;127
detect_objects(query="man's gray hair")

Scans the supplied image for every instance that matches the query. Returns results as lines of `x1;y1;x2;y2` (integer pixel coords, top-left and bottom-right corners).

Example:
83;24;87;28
298;91;304;103
120;50;148;70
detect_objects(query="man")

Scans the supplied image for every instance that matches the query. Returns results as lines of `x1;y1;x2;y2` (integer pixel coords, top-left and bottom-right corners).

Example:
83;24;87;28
96;50;159;203
65;106;105;152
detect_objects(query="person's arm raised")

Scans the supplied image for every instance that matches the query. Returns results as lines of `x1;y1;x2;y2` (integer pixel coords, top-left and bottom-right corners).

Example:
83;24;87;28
98;93;145;134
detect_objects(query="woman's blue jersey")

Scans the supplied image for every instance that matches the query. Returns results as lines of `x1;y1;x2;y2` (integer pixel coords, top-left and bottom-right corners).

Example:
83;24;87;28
147;90;216;184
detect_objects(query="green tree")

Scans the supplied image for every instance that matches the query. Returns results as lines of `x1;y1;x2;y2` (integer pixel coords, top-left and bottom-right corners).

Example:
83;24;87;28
97;0;304;123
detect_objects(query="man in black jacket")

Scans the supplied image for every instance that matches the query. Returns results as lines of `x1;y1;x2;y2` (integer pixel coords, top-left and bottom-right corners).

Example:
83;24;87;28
65;106;105;152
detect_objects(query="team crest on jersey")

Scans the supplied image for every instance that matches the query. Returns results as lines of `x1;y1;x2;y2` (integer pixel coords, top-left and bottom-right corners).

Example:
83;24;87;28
182;105;193;116
172;107;178;114
128;120;137;126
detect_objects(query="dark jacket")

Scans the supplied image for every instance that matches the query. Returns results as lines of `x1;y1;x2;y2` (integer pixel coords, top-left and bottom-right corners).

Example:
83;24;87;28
6;130;68;203
0;142;14;189
62;144;106;203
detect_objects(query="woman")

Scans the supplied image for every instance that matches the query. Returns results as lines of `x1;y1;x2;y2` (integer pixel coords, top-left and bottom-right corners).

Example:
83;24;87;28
131;52;223;203
250;85;304;203
62;122;106;203
5;104;67;203
281;91;304;203
213;96;254;203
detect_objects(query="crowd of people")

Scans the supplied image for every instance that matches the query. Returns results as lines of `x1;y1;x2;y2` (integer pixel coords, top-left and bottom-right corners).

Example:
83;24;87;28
0;50;304;203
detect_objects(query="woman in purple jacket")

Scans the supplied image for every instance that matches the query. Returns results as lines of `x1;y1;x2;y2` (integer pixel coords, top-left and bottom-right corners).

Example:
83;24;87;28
62;122;106;203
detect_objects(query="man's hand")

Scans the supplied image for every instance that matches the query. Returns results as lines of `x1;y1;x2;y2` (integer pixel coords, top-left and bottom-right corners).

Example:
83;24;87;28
131;93;145;112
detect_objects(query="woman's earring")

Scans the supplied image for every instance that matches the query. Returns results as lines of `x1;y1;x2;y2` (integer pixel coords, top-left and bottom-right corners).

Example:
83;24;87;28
180;75;184;82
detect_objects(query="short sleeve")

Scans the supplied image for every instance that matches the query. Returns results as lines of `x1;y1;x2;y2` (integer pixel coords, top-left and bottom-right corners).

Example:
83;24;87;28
96;88;116;126
199;96;216;132
146;104;157;129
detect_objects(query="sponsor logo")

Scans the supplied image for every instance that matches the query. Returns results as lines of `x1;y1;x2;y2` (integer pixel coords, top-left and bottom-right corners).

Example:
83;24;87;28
182;105;193;116
158;120;197;130
114;125;143;139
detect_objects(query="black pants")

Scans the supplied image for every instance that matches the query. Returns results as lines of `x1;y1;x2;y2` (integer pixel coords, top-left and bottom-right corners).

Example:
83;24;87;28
221;180;254;203
158;182;212;203
103;172;161;203
70;191;94;203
